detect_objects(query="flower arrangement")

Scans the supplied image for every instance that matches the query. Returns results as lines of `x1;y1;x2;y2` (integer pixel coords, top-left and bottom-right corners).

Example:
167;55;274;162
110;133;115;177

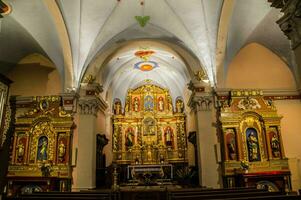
240;160;249;171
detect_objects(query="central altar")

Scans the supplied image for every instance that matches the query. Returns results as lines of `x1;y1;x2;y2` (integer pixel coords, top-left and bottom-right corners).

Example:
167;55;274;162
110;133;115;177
112;83;187;182
127;164;173;183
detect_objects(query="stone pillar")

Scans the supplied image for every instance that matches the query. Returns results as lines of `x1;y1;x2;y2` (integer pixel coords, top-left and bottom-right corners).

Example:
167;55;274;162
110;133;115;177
75;83;107;190
270;0;301;89
188;89;220;188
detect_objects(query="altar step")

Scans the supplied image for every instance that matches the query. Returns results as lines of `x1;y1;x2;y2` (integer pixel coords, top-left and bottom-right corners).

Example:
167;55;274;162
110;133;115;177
4;186;301;200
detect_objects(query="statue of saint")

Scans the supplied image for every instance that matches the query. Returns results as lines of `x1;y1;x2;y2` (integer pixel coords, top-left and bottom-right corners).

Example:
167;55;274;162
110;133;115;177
158;97;164;111
133;97;139;112
271;133;280;158
176;99;184;113
227;137;236;160
58;141;66;161
247;131;260;161
114;101;121;115
126;129;134;147
16;140;25;161
165;127;173;146
147;145;152;162
37;137;48;161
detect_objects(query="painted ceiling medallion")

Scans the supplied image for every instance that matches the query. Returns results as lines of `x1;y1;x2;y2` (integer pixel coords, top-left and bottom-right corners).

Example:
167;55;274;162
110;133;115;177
134;61;158;72
134;50;155;61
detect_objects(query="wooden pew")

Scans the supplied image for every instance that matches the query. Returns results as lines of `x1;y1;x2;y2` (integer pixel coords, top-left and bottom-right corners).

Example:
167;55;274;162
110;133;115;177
5;190;117;200
167;187;267;200
215;194;301;200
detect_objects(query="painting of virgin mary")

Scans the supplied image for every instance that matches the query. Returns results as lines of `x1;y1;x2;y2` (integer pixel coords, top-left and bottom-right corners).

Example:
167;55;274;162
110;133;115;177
37;136;48;161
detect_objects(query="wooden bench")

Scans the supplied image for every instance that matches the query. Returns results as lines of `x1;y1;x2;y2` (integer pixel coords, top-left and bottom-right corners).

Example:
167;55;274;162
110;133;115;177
6;190;116;200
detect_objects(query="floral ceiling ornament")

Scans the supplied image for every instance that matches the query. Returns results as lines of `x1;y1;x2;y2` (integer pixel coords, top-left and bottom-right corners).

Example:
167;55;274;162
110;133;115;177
135;0;150;27
134;49;155;61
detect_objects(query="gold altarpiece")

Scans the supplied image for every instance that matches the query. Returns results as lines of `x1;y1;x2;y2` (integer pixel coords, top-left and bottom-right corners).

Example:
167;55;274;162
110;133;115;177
219;90;291;192
112;84;187;166
7;96;75;196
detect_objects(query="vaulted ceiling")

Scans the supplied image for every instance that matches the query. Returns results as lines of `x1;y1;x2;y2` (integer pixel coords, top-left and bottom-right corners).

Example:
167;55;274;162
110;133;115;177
0;0;296;97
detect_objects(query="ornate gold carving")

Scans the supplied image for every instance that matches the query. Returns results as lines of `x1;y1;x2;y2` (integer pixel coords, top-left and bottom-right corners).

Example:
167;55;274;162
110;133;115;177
195;70;209;83
112;84;187;164
237;97;261;110
82;74;96;84
220;90;289;178
1;103;11;147
7;95;74;186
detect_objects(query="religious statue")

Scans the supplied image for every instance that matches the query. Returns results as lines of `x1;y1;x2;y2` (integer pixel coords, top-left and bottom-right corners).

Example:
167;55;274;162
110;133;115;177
125;97;129;112
58;140;66;161
271;133;280;158
227;137;237;160
167;96;173;111
176;99;184;113
247;130;260;161
126;128;134;148
164;127;173;146
158;96;164;111
133;97;139;112
114;101;122;115
159;154;164;164
16;140;25;161
37;137;48;161
135;155;140;164
146;145;153;162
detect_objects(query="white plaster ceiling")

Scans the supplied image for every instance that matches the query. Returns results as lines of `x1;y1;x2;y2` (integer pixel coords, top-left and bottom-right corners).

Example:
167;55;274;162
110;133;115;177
57;0;223;87
0;0;298;92
102;44;190;104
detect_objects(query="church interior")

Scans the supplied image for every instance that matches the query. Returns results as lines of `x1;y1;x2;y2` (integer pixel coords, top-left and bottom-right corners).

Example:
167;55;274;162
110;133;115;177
0;0;301;199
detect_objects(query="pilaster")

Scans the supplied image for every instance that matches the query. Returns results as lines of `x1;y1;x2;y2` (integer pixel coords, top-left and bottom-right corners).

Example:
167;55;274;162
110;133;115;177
74;82;108;190
188;85;220;188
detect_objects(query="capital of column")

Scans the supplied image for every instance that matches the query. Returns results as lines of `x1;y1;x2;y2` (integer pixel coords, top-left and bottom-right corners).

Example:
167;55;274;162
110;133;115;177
270;0;301;49
78;83;108;116
188;93;213;112
78;98;103;116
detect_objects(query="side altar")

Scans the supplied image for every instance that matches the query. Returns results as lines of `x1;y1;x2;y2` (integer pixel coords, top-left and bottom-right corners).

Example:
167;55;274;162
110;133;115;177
219;90;291;192
6;96;75;196
112;84;187;184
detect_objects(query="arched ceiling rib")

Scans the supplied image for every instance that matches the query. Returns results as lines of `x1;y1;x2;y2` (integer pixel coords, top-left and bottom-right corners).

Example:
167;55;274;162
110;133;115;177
57;0;223;87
